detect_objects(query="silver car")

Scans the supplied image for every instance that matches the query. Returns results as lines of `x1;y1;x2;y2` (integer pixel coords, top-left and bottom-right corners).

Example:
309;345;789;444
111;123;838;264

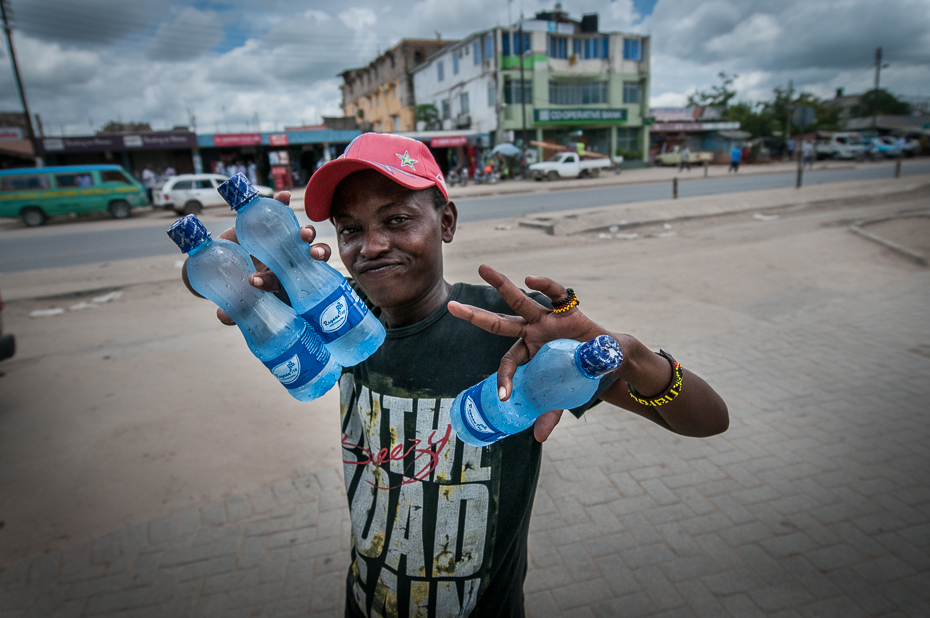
153;174;274;215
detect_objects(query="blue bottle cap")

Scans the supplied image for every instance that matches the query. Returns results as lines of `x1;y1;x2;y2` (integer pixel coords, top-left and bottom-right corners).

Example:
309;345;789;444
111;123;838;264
577;335;623;377
167;214;210;253
217;172;259;211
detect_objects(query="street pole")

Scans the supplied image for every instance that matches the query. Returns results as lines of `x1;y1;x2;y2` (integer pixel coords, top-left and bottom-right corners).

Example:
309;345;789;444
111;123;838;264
518;18;528;157
0;0;39;165
872;47;882;131
785;80;793;162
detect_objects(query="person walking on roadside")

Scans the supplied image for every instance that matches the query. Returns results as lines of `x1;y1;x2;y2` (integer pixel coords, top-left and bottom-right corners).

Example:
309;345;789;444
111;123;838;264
802;140;814;169
141;165;156;204
729;144;742;173
679;146;691;172
184;132;729;618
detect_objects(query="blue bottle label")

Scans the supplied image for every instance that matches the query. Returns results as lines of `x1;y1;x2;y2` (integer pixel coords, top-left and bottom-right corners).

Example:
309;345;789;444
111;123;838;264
300;279;369;344
262;326;330;390
458;382;505;443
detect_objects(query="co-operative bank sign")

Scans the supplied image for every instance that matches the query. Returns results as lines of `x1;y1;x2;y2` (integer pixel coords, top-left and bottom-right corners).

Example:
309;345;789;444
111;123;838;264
534;109;628;124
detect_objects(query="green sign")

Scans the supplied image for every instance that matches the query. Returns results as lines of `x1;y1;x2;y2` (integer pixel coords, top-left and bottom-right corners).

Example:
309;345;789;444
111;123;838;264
534;108;628;124
643;116;656;126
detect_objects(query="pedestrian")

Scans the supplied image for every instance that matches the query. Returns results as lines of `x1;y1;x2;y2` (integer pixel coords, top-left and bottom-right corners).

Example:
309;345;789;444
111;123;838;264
247;160;258;185
225;161;237;178
802;140;814;169
188;133;728;617
787;137;795;162
729;144;742;173
163;165;176;178
141;165;156;204
235;160;246;177
679;146;691;172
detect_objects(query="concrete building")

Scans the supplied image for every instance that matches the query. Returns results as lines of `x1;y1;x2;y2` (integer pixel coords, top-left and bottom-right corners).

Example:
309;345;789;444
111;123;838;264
496;7;651;163
340;39;456;135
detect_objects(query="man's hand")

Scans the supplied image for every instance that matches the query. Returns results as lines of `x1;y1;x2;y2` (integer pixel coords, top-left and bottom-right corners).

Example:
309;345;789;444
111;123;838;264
212;190;333;325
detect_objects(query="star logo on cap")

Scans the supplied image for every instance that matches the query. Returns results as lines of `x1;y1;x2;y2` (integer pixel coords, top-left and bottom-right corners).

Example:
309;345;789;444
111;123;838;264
396;151;418;170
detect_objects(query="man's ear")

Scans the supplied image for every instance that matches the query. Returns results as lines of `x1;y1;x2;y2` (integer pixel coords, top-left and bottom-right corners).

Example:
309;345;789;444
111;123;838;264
441;201;458;243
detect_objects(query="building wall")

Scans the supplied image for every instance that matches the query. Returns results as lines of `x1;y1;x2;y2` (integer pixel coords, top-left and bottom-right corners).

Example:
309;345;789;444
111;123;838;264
340;39;453;134
411;32;499;135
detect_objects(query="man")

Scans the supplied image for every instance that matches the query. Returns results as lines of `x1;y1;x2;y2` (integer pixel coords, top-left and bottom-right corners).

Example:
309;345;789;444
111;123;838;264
198;133;728;617
729;144;742;173
679;145;691;172
141;165;156;204
802;140;814;169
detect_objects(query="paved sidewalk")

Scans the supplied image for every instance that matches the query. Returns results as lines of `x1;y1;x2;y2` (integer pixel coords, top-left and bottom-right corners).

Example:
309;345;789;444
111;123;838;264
1;185;928;617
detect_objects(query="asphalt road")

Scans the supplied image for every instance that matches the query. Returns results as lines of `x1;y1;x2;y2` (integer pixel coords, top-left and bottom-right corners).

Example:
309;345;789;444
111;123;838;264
1;161;928;273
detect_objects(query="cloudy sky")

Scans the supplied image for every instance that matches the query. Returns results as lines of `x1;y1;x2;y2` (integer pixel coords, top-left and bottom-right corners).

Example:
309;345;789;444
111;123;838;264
1;0;928;136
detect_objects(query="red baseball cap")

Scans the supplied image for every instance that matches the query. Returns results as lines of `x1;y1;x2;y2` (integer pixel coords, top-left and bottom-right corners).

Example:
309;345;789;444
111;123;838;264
304;132;449;221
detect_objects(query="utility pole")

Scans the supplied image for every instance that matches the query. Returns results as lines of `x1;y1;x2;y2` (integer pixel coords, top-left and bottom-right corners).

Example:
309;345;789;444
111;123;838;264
785;80;793;161
872;47;882;131
518;16;528;156
0;0;39;165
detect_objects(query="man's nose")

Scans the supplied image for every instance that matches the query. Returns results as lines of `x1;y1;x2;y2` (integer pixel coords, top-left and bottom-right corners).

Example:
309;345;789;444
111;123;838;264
359;227;390;257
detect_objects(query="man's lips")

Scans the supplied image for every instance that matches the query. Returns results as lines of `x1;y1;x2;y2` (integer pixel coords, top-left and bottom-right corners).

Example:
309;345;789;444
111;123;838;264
357;259;402;275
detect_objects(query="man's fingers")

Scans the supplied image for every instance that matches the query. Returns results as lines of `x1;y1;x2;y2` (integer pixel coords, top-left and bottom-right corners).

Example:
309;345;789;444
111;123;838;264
249;271;280;292
533;409;564;443
496;340;530;401
524;275;570;304
477;264;549;322
216;308;236;326
274;191;291;206
447;301;527;339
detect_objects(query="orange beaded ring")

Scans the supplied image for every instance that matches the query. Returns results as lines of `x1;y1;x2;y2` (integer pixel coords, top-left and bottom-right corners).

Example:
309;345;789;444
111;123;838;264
552;288;579;314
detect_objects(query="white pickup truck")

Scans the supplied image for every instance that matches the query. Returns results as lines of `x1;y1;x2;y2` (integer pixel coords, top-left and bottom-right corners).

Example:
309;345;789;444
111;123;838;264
529;152;615;180
815;133;866;160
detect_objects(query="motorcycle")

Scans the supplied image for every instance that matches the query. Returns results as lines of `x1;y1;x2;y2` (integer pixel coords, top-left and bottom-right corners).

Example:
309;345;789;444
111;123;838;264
446;167;469;187
473;168;500;185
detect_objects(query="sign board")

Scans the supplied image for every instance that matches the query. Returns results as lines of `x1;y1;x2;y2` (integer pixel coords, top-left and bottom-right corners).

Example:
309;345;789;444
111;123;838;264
642;117;656;126
0;127;23;141
269;133;289;146
651;121;740;132
534;109;628;124
430;136;468;148
792;105;816;130
38;131;197;153
213;133;262;147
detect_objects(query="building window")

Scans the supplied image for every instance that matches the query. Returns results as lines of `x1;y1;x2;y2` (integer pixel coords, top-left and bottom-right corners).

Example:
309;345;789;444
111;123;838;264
573;37;604;59
453;53;460;75
441;99;450;120
474;40;481;64
548;35;567;59
488;80;496;107
515;32;531;56
623;38;641;60
484;34;493;62
504;79;531;104
502;31;510;56
394;116;401;132
460;92;470;115
549;81;607;105
437;61;444;81
623;81;642;104
617;128;639;152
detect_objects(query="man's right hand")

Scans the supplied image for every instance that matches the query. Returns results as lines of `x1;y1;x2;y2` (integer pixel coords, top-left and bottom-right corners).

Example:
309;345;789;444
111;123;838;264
180;190;332;325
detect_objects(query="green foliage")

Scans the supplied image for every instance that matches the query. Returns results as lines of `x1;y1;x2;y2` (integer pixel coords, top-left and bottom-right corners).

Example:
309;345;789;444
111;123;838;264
687;72;738;108
415;104;439;128
616;148;642;161
851;89;912;117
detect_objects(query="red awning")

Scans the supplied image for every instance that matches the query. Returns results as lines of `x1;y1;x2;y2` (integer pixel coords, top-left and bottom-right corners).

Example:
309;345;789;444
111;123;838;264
430;136;468;148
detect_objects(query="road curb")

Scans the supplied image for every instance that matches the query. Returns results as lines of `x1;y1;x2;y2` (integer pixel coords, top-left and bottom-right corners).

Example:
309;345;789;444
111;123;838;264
849;213;930;266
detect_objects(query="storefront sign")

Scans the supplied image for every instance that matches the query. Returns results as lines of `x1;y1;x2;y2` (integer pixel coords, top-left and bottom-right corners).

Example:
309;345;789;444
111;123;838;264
0;127;23;141
430;136;468;148
213;133;262;147
269;133;289;146
38;131;197;153
534;109;628;124
651;121;740;132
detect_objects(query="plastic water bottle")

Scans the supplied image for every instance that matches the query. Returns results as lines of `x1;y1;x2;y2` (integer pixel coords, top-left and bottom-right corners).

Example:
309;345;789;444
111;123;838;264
217;174;385;367
450;335;623;446
167;215;341;401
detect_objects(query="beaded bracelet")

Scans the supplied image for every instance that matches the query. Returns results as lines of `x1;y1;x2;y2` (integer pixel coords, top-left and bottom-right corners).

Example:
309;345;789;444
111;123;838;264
553;288;579;314
628;349;683;407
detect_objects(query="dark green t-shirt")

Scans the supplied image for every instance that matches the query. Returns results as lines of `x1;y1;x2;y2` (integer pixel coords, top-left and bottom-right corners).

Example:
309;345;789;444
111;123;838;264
341;283;608;618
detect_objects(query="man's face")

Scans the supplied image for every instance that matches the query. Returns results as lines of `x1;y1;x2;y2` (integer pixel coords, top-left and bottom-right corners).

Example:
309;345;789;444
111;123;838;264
330;170;456;312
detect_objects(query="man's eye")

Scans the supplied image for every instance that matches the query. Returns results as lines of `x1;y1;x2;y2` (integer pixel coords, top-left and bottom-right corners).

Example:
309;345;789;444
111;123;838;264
389;216;408;224
339;227;359;236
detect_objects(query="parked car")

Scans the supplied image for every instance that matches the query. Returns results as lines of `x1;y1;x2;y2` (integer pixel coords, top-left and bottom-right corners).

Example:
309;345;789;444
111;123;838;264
529;152;614;180
815;133;866;160
866;137;903;159
0;288;14;363
654;146;714;167
0;165;148;227
153;174;274;215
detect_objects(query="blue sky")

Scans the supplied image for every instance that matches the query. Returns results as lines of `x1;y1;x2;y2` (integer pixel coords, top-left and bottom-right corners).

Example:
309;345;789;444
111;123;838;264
1;0;928;136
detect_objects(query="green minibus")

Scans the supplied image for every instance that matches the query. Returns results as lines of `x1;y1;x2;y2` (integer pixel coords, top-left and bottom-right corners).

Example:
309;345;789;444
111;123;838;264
0;164;150;227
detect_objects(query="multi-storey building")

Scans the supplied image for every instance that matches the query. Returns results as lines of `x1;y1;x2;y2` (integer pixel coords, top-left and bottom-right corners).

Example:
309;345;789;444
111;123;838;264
409;7;651;169
340;39;456;135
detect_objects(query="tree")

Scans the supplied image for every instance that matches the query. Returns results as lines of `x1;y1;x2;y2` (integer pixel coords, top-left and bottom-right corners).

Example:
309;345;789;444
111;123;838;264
724;101;773;138
851;89;911;117
415;104;440;130
687;71;738;108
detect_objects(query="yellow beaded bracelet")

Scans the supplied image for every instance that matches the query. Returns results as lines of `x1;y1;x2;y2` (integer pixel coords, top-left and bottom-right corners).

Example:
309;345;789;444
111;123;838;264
628;349;683;407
